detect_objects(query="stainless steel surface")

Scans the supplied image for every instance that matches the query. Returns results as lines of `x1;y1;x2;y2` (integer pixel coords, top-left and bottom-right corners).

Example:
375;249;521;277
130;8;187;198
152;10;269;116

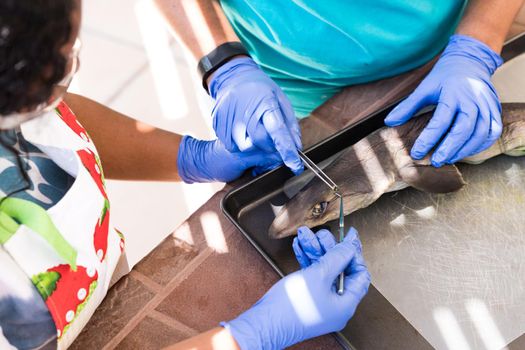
328;155;525;350
323;56;525;350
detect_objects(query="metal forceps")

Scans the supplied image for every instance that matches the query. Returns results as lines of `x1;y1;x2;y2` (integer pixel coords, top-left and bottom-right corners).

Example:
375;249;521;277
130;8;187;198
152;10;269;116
298;150;345;295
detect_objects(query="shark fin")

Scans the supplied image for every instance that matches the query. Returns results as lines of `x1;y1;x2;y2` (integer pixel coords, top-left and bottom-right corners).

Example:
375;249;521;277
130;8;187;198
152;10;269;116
400;164;466;194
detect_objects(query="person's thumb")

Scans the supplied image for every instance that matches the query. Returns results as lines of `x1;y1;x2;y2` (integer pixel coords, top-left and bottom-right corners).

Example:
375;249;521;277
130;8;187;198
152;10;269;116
384;87;430;127
342;269;371;305
262;110;304;175
239;149;282;170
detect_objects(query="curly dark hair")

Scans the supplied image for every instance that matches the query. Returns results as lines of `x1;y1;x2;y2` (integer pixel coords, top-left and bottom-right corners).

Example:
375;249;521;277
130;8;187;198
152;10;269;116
0;0;76;116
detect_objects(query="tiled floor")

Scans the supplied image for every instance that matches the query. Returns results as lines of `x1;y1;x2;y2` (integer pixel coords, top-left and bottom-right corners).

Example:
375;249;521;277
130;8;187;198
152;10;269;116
71;0;223;268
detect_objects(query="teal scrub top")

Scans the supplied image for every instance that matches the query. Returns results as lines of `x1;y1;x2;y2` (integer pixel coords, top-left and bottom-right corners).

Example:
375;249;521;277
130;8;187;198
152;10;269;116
220;0;468;117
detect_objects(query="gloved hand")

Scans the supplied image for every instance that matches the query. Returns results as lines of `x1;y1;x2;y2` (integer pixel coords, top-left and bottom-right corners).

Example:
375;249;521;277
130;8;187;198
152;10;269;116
293;226;337;268
177;135;281;183
384;34;503;167
222;226;370;350
209;56;304;175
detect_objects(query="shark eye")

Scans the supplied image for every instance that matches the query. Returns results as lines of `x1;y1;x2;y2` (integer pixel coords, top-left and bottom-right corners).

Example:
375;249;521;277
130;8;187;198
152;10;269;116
311;201;328;218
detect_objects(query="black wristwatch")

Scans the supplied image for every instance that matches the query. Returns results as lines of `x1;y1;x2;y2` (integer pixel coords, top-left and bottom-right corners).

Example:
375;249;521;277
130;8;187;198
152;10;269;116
198;41;250;93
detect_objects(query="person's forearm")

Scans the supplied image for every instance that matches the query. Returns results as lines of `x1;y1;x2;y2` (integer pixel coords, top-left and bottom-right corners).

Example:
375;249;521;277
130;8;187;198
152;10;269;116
64;93;182;181
163;327;240;350
456;0;525;53
154;0;239;60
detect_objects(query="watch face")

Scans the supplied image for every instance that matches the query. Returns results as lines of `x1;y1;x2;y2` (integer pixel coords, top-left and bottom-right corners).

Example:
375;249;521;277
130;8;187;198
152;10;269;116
200;56;213;72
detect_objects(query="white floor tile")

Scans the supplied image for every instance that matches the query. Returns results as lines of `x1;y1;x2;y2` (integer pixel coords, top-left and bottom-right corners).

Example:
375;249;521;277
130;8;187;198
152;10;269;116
81;0;147;48
108;49;213;134
69;31;147;104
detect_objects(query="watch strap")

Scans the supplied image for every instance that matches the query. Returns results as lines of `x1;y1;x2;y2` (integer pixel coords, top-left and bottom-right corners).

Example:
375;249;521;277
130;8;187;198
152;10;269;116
198;42;249;93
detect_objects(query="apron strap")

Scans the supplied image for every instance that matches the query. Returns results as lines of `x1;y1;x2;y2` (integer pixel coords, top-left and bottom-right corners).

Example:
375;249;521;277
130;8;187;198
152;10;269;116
0;197;77;271
0;210;19;242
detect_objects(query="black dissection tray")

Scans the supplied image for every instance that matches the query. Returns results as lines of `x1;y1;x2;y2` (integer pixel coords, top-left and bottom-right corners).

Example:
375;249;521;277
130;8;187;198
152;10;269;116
221;34;525;349
222;103;433;349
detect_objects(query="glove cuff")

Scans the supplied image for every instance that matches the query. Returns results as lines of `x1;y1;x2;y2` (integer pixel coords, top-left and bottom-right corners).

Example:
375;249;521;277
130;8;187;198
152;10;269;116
208;56;259;99
177;135;209;184
198;42;250;93
445;34;503;75
220;321;262;350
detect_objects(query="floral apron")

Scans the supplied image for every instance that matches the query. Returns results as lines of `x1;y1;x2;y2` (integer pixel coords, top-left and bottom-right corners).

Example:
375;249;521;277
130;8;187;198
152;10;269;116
0;102;124;349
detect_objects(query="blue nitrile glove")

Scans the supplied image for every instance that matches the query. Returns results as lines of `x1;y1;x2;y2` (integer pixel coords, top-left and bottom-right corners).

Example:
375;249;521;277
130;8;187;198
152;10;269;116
209;56;304;175
293;227;337;269
177;135;281;183
222;226;371;350
385;34;503;167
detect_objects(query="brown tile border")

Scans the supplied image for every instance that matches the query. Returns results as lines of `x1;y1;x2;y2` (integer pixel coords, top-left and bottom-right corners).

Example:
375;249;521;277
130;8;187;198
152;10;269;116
129;270;163;294
114;316;188;350
71;274;156;350
148;310;198;337
133;237;200;287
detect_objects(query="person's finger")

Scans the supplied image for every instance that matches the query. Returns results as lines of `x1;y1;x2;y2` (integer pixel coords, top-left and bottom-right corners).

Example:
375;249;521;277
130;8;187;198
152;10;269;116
247;94;303;173
411;102;456;160
384;86;432;127
246;96;279;153
315;229;337;254
449;98;492;163
318;230;359;282
252;161;282;177
292;236;311;269
296;226;323;262
343;227;366;275
245;135;283;175
238;149;282;171
339;228;370;301
262;109;304;175
232;121;255;152
211;98;238;152
277;91;303;150
342;270;371;304
431;104;477;167
249;120;275;153
478;97;502;153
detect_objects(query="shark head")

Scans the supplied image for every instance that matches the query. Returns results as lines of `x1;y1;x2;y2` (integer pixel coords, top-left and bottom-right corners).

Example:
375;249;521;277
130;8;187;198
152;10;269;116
268;177;377;239
268;183;341;239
